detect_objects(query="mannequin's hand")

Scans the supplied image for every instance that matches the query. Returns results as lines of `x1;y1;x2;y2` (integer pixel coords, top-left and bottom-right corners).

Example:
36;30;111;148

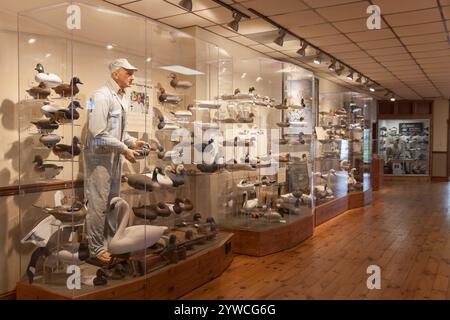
135;140;146;148
123;149;139;163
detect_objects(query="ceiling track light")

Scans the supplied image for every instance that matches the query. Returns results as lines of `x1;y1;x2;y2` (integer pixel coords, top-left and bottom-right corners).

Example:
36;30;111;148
328;59;336;71
369;87;376;92
356;74;362;83
313;51;322;65
346;70;354;81
335;64;345;76
297;41;308;56
384;90;390;97
390;94;396;102
179;0;193;11
274;29;286;47
227;11;243;32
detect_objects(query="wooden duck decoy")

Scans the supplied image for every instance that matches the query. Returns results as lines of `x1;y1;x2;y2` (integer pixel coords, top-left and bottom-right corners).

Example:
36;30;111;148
132;205;158;221
30;119;59;132
52;77;83;97
169;73;192;89
43;200;87;223
125;171;160;192
34;63;62;88
158;85;181;104
39;134;62;148
164;164;186;187
33;155;63;179
42;101;83;123
274;98;289;110
27;82;51;99
174;198;193;211
52;136;81;159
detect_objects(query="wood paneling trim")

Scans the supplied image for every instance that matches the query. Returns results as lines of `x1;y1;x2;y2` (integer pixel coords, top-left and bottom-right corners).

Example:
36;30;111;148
378;114;432;120
0;180;83;197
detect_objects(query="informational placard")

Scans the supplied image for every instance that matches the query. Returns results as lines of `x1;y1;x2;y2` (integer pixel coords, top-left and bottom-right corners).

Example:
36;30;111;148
399;122;423;135
287;162;309;192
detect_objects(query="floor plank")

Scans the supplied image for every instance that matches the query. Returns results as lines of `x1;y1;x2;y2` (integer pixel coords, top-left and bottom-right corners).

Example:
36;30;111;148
180;181;450;300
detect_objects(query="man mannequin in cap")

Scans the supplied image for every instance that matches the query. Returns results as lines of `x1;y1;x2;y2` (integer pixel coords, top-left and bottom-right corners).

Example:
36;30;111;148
84;58;146;265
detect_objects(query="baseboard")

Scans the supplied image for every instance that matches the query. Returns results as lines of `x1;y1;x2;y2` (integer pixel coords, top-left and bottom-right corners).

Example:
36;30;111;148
431;176;449;182
0;290;16;300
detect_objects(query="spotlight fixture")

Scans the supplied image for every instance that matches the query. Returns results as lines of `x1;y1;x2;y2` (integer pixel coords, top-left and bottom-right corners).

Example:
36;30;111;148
297;41;308;56
356;74;362;83
369;87;376;92
334;64;345;76
28;38;36;44
390;95;396;102
384;90;390;97
241;72;247;79
346;71;354;81
313;51;322;65
227;12;242;32
274;29;286;47
106;44;113;50
328;59;336;71
179;0;193;11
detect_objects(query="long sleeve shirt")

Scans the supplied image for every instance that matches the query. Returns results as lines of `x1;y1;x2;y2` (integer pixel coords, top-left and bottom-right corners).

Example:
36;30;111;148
86;79;136;153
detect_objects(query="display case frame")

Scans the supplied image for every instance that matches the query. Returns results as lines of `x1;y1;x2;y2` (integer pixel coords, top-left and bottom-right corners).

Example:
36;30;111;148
15;1;233;300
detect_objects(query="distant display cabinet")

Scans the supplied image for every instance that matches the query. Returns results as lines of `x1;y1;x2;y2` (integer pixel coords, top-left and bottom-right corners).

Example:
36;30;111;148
16;1;232;300
206;59;316;256
314;78;373;225
378;119;430;176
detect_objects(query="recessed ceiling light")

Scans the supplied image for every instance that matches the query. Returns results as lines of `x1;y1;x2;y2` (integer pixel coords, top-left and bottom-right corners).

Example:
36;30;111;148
256;76;263;82
106;44;113;50
146;57;151;62
45;53;51;58
369;87;375;92
390;97;396;102
159;65;204;75
28;38;36;44
241;73;247;79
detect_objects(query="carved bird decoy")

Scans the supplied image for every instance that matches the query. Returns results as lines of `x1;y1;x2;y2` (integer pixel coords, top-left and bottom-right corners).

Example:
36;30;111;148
34;63;62;88
27;82;51;100
52;77;83;97
52;136;81;159
33;155;63;179
169;73;192;89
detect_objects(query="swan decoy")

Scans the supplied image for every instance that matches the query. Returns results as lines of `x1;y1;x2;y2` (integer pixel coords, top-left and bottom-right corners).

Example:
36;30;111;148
33;155;63;179
107;197;167;255
52;77;83;97
27;82;51;99
52;136;81;159
242;192;258;210
31;119;59;132
34;63;62;88
169;73;192;89
39;134;62;148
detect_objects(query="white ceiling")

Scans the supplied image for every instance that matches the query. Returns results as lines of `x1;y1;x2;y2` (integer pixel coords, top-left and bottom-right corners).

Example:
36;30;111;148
103;0;450;100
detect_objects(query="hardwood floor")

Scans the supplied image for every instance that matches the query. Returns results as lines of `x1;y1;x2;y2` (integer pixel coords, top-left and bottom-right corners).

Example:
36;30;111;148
180;181;450;300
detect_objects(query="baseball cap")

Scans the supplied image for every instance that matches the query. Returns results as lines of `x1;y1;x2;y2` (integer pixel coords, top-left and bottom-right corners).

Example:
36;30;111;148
109;58;138;73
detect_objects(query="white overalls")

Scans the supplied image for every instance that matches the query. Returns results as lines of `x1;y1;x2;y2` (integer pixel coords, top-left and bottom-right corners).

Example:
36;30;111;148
84;79;136;257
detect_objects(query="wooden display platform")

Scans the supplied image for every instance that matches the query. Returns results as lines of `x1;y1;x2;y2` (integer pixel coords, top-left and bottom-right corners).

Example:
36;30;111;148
16;232;233;300
223;215;314;257
314;189;372;226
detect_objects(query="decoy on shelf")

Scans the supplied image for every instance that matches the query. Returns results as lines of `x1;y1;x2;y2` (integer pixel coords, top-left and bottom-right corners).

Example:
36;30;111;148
125;172;160;192
164;164;186;187
52;77;83;97
169;73;192;89
30;119;59;132
34;63;62;88
133;202;172;219
42;200;87;223
39;133;62;148
52;136;81;159
274;98;289;110
41;100;83;122
27;82;52;99
33;155;63;179
174;198;193;211
157;85;181;105
107;197;167;255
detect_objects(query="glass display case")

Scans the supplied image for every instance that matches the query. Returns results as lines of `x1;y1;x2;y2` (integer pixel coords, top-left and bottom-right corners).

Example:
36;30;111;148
378;119;430;176
16;1;232;300
314;78;373;224
206;59;315;256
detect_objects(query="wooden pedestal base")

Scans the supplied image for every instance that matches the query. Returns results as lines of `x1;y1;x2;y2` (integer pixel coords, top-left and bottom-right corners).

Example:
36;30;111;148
314;189;372;226
223;215;314;257
16;233;233;300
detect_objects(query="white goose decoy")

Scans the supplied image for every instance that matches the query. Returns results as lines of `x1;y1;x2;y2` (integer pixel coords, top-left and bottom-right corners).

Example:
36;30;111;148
242;192;258;210
34;63;62;88
108;197;167;255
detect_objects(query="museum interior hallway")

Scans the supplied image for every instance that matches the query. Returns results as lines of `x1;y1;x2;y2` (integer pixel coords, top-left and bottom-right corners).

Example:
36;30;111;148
180;181;450;300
